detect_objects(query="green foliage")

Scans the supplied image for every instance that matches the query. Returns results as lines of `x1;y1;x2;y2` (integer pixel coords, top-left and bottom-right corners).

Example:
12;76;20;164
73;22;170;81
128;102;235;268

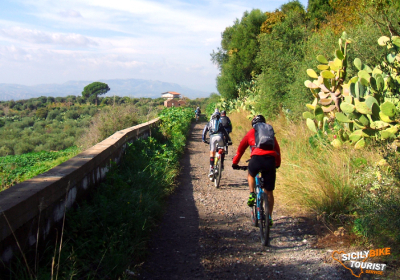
352;169;400;246
15;107;192;279
0;106;96;156
35;108;48;119
211;9;267;99
303;31;400;148
158;106;193;151
256;5;309;119
307;0;334;27
0;147;80;190
82;82;110;106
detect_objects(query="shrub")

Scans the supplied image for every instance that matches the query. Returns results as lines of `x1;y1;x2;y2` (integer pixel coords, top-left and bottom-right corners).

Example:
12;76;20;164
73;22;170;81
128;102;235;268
65;110;80;119
46;109;60;120
78;105;139;149
13;142;35;155
35;108;48;119
353;186;400;247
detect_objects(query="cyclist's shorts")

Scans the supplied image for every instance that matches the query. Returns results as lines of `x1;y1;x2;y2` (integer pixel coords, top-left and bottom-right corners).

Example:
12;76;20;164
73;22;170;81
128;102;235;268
210;134;225;152
248;155;276;191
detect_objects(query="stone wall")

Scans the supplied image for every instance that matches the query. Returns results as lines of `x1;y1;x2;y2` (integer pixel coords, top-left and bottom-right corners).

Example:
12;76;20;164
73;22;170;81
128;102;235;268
0;118;160;264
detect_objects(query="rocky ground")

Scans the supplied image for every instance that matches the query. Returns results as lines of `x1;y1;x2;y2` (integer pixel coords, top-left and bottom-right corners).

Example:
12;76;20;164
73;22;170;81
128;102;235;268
136;121;390;280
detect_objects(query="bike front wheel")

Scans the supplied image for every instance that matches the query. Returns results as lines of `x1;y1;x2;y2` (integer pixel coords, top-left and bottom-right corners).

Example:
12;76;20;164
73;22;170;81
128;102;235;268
250;205;258;227
259;192;270;246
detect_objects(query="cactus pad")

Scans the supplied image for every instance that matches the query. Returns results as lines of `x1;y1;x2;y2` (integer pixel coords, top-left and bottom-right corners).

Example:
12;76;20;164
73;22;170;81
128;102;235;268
335;112;351;123
354;138;366;149
354;58;362;70
355;102;372;115
340;102;355;114
380;101;396;117
317;55;328;64
307;69;319;79
303;111;314;119
306;118;317;133
331;139;343;148
321;70;335;79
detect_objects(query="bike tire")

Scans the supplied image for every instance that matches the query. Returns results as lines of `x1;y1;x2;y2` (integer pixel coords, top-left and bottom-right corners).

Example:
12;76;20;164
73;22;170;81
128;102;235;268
250;205;258;227
259;192;270;246
214;159;222;188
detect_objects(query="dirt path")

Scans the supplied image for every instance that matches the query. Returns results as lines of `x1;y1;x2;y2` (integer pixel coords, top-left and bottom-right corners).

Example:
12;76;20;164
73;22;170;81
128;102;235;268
137;121;362;280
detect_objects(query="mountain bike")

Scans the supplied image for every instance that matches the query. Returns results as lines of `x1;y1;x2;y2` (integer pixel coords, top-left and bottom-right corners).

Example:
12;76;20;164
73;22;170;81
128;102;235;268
235;166;270;246
204;140;230;188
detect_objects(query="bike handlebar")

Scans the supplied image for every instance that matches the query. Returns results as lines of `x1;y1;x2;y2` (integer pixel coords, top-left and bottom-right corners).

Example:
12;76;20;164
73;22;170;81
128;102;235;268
233;166;248;171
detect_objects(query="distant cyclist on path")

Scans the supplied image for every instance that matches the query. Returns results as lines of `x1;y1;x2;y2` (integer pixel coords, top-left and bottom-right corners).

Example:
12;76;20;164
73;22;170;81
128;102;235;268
195;106;201;121
231;115;281;225
202;111;231;180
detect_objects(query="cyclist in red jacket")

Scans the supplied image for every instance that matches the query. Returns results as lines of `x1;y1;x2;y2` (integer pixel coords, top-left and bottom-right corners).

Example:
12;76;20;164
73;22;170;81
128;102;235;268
232;115;281;225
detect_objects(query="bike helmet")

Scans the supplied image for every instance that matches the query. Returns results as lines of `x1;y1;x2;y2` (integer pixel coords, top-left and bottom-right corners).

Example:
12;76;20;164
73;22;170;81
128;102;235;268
221;110;226;116
251;115;266;127
214;108;220;113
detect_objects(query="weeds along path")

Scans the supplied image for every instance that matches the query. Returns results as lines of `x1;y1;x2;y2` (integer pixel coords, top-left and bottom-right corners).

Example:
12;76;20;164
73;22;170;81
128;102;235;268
138;121;355;280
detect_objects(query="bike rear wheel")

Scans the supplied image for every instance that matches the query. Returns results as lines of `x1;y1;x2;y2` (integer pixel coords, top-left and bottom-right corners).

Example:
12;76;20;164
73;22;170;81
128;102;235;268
214;159;222;188
259;192;270;246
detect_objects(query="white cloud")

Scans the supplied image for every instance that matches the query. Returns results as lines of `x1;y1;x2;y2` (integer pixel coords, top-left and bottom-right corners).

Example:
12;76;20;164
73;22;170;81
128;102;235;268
0;27;98;47
59;9;83;18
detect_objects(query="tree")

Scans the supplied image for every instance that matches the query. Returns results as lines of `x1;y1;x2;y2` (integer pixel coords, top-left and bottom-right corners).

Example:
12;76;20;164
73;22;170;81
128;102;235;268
307;0;334;27
255;2;309;118
82;82;110;106
211;10;267;99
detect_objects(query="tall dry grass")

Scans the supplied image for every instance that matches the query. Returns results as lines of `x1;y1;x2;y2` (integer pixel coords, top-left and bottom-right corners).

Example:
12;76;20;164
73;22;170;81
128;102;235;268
77;104;139;150
228;109;381;217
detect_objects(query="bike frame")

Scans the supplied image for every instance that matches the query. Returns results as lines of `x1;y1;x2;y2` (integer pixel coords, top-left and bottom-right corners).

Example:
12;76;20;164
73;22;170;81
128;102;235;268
214;145;225;166
213;144;227;188
255;175;264;220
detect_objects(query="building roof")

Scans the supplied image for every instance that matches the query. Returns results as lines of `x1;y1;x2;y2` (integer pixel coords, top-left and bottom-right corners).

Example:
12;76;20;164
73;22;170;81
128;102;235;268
161;91;181;96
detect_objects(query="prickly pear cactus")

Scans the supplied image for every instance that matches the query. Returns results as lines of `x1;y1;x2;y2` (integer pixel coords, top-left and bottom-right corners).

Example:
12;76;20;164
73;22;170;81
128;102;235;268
304;32;400;149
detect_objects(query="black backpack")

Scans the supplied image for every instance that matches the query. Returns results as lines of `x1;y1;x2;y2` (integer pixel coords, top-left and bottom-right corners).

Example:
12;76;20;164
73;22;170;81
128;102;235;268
253;122;275;150
220;116;230;127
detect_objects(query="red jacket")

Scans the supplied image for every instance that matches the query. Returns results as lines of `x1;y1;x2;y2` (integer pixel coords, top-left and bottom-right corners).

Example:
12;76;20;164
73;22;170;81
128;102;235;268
232;128;281;167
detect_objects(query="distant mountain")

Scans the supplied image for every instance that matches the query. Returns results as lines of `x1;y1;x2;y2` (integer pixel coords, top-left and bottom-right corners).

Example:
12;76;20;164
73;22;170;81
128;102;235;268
0;79;211;101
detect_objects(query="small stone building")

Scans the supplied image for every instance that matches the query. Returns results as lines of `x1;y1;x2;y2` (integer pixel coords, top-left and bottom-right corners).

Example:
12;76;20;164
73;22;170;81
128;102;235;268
161;91;186;107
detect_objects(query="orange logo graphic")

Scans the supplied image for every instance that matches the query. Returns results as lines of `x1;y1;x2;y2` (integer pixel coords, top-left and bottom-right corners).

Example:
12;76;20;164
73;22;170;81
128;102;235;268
332;251;369;278
331;248;389;277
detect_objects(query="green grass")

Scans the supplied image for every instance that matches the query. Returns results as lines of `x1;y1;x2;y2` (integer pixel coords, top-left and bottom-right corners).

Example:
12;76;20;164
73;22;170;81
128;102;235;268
0;146;81;191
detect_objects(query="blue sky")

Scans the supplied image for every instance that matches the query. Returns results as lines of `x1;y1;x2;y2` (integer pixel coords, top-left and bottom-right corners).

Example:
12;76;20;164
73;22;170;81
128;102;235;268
0;0;308;94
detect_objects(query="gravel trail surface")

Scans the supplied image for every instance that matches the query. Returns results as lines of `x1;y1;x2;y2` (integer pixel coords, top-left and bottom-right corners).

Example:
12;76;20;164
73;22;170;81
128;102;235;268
137;121;377;280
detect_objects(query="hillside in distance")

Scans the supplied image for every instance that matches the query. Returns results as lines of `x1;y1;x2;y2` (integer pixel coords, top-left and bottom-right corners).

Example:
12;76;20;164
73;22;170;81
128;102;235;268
0;79;210;101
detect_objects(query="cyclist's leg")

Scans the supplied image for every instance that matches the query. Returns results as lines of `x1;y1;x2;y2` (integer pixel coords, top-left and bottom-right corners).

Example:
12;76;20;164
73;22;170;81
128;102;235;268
266;190;274;217
260;156;276;223
247;156;262;207
209;136;217;178
247;173;256;193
